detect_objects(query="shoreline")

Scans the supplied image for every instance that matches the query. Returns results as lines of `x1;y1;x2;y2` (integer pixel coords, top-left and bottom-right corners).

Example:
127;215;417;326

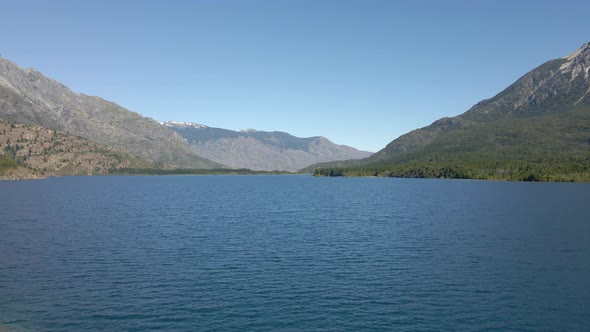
2;172;590;183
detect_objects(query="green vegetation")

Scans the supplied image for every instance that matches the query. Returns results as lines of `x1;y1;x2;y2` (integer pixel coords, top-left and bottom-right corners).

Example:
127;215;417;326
313;110;590;181
314;157;590;182
313;110;590;182
0;156;18;171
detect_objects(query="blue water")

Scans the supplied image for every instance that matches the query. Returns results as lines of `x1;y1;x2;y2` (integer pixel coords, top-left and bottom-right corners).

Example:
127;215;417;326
1;176;589;331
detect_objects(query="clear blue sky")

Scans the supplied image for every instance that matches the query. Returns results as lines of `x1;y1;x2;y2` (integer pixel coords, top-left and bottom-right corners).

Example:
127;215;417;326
1;1;588;152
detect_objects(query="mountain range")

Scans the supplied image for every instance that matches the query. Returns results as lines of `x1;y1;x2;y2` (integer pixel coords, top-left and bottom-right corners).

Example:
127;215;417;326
2;42;590;181
163;121;372;172
0;56;372;177
310;42;590;181
0;56;221;169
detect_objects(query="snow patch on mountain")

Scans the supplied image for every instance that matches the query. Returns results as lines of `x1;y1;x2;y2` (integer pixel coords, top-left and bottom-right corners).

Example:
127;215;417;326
162;121;208;129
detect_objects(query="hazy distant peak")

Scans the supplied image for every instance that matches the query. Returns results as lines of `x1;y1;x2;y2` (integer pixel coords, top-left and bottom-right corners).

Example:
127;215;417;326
166;124;372;171
162;121;208;129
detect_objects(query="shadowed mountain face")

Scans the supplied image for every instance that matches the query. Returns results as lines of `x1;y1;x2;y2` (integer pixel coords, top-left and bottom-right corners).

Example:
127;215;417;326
309;42;590;179
164;122;372;172
0;57;221;168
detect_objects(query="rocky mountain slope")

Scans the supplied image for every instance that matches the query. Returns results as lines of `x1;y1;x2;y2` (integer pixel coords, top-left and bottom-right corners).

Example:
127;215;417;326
164;121;372;172
0;120;153;179
311;42;590;181
0;57;221;169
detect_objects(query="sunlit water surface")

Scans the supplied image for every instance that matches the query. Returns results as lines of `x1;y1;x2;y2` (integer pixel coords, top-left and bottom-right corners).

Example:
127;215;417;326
1;176;589;331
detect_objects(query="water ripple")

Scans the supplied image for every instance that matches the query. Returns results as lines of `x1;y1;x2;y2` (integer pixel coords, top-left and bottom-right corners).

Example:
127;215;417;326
1;176;589;331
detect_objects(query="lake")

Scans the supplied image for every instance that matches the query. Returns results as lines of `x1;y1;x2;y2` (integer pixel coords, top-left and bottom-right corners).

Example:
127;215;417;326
1;175;589;331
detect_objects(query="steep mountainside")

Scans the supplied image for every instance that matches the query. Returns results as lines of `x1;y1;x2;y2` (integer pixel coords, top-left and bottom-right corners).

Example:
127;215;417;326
312;42;590;181
0;57;221;169
164;121;372;172
0;120;153;179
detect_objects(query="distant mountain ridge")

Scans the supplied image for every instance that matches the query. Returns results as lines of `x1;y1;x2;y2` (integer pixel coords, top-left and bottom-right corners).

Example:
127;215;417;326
0;57;221;169
311;42;590;181
164;121;372;172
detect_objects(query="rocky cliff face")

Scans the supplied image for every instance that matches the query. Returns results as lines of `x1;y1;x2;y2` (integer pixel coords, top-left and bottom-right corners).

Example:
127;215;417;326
164;122;372;172
0;57;221;168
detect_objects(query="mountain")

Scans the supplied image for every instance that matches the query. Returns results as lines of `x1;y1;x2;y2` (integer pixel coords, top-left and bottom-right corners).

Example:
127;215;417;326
0;57;221;169
0;120;154;180
163;121;372;172
311;42;590;181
